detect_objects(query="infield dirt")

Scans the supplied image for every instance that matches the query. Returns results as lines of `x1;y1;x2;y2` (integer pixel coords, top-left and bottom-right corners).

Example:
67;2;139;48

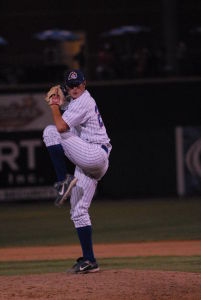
0;241;201;300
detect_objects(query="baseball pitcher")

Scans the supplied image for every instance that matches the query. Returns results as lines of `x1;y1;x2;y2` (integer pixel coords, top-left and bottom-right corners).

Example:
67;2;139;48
43;69;112;274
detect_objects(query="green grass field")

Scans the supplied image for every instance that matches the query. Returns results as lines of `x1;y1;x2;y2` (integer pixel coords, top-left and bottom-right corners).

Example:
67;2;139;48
0;197;201;275
0;197;201;247
1;256;201;276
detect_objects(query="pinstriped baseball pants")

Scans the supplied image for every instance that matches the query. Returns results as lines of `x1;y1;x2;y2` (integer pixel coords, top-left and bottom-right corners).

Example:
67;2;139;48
43;125;109;227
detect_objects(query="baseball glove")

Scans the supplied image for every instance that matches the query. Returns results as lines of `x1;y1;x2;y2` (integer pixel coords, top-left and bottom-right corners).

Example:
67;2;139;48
45;85;65;106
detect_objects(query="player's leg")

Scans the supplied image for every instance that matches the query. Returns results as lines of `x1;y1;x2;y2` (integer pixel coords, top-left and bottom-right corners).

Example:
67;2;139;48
60;130;109;180
43;125;67;181
43;125;77;205
43;125;109;206
68;166;99;274
43;125;109;181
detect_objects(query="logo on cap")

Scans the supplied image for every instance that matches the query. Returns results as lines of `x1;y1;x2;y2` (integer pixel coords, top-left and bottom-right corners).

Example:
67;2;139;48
68;71;77;80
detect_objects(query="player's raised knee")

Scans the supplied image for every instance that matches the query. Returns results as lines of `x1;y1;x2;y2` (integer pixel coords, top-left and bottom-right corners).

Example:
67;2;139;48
43;125;61;146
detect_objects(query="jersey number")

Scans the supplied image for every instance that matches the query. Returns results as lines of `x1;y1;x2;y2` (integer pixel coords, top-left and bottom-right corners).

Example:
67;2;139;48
95;105;103;127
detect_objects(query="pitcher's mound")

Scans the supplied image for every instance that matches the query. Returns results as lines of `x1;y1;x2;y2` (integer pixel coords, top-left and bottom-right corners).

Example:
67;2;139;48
1;269;201;300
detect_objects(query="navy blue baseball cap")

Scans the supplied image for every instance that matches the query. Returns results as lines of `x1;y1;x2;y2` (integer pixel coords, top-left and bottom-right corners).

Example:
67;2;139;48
65;69;85;88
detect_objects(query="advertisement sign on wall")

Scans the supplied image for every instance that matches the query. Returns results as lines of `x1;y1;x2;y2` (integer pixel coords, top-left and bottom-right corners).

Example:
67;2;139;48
0;93;56;201
176;126;201;196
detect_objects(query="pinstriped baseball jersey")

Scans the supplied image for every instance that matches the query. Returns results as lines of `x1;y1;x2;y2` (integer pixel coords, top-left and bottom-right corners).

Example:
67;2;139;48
62;90;110;145
43;88;112;228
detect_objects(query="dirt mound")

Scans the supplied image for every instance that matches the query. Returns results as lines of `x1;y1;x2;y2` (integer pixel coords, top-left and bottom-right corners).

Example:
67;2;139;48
1;241;201;299
1;269;201;300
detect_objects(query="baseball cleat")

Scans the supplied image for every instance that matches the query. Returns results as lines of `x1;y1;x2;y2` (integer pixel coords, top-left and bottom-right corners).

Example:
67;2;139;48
68;259;100;274
54;174;77;207
76;260;100;274
67;258;100;274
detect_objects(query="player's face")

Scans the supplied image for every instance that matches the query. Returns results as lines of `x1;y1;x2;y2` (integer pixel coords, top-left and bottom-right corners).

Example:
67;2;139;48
67;81;86;99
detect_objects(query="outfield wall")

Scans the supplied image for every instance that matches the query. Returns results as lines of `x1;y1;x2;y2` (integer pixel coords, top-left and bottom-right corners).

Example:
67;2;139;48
0;78;201;201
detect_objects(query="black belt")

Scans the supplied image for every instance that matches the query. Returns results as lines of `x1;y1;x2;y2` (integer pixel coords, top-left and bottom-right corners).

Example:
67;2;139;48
101;144;108;154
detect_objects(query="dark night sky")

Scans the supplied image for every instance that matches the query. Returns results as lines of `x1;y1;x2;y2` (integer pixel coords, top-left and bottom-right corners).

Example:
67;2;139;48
0;1;162;59
0;1;161;36
1;0;201;40
1;0;201;70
